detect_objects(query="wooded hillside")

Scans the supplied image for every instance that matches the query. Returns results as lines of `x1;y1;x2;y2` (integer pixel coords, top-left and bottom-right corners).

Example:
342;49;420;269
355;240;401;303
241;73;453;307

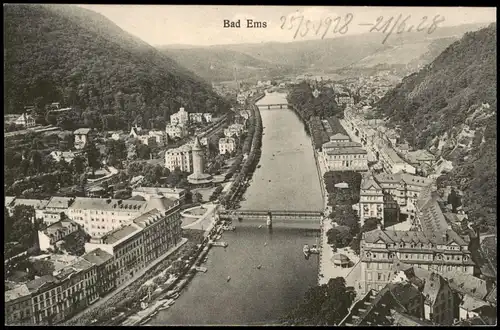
4;4;230;129
375;23;497;230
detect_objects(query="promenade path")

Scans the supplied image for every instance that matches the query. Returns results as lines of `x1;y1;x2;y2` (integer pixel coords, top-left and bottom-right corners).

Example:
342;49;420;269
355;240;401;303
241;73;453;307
316;148;360;286
65;238;188;324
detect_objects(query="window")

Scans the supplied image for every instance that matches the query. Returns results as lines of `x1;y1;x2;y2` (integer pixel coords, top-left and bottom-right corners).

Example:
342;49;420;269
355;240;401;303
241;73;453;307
378;273;382;280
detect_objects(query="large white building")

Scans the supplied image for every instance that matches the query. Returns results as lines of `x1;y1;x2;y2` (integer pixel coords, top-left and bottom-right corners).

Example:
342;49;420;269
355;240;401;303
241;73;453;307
358;174;385;226
170;107;189;126
219;137;236;155
165;123;188;139
164;144;192;172
189;113;204;123
203;113;213;123
67;196;177;239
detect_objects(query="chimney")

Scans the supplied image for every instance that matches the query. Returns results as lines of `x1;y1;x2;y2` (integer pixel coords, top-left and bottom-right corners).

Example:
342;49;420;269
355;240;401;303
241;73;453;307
377;223;382;230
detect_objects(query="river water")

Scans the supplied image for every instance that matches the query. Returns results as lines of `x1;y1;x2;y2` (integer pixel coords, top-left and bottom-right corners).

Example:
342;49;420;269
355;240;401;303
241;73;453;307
148;92;323;325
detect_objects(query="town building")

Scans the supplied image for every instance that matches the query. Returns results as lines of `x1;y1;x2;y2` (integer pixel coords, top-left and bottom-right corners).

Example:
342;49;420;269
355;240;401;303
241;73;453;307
323;146;368;172
5;198;49;222
38;219;80;251
379;144;416;174
170;107;189;126
339;282;429;326
405;150;437;168
81;248;115;297
15;113;36;128
67;197;148;238
164;144;192;172
5;284;32;325
148;130;168;147
358;228;475;297
358;174;384;226
219;137;236;155
132;187;186;203
373;172;434;216
129;125;144;139
187;137;213;185
203;113;213;123
73;128;93;150
189;113;204;123
391;262;456;325
165;123;188;139
85;204;181;287
437;270;497;322
224;123;244;138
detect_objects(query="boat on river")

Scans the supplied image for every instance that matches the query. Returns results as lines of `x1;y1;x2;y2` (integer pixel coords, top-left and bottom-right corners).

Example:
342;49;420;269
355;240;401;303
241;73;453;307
257;265;262;269
227;276;231;282
257;165;261;168
309;244;320;254
303;244;310;257
195;266;208;273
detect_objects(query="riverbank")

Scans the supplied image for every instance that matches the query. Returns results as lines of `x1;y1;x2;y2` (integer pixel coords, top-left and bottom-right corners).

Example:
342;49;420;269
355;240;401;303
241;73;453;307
220;97;263;209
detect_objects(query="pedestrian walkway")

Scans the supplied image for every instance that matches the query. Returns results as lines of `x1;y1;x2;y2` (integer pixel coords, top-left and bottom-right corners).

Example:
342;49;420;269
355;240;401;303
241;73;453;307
65;238;188;323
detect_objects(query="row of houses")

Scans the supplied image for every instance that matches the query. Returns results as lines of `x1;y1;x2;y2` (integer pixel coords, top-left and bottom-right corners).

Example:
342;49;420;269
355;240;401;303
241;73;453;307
5;205;183;325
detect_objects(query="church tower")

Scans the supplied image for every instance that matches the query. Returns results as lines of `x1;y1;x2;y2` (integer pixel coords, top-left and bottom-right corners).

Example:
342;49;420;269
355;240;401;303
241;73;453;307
192;136;204;175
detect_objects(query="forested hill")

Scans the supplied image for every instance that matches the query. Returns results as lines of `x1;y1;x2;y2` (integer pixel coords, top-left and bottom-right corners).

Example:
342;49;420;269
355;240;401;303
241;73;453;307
4;4;230;127
374;23;497;230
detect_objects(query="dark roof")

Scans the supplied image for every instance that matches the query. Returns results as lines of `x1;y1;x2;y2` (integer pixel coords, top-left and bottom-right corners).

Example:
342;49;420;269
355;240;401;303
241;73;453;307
82;248;114;266
387;282;422;307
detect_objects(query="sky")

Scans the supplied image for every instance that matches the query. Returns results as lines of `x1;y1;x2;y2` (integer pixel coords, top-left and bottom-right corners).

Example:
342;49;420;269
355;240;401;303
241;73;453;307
79;5;496;47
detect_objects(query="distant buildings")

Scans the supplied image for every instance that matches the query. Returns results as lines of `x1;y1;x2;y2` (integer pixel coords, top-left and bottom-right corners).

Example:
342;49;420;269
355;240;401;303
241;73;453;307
5;284;32;325
73;128;93;150
219;137;236;155
224;123;244;138
165;123;188;139
38;219;80;251
170;107;189;126
203;113;213;123
5;197;49;222
15;113;36;128
164;144;192;172
43;197;75;225
148;130;168;147
189;113;204;123
132;187;186;203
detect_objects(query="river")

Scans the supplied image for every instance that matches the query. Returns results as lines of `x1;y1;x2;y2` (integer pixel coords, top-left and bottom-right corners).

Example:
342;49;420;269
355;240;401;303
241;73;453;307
147;92;323;325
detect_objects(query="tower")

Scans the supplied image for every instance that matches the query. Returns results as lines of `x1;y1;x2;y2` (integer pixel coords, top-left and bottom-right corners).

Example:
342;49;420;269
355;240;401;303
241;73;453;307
187;136;213;185
192;136;204;175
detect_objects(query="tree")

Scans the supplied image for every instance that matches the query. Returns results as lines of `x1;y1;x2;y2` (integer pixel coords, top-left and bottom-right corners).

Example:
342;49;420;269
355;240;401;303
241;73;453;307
283;277;355;325
73;155;86;174
447;189;462;213
192;192;203;204
86;141;101;176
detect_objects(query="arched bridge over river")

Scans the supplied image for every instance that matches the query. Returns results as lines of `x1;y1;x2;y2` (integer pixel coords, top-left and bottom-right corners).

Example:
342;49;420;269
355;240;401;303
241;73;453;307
218;209;323;230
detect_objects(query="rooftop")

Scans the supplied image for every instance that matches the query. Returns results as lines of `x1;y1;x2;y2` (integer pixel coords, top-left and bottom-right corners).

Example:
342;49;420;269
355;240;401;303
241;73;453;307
361;174;382;191
74;128;92;135
100;224;141;246
322;141;362;149
438;270;490;301
325;147;367;155
82;248;114;266
5;284;31;303
134;186;185;195
69;197;147;213
363;229;468;246
10;198;49;210
330;133;350;141
26;275;59;293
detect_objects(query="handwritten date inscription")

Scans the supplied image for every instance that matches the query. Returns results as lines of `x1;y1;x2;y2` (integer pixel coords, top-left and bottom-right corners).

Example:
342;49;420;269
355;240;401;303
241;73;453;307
280;13;445;44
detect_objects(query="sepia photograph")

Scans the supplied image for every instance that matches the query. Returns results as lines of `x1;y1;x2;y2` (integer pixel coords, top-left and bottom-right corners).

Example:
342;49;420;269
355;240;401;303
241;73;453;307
3;4;497;326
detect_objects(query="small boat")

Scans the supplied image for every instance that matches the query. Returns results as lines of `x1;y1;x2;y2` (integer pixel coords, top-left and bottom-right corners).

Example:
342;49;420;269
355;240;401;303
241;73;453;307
309;244;320;254
227;276;231;282
171;292;180;300
257;265;262;269
257;165;261;168
303;244;310;257
203;257;208;262
258;225;263;229
264;242;267;246
268;180;271;182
